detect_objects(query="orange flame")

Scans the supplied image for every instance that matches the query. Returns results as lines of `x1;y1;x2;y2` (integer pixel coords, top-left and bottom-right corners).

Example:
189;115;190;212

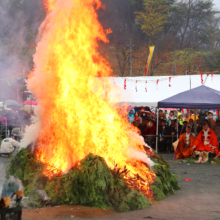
28;0;155;198
43;0;57;13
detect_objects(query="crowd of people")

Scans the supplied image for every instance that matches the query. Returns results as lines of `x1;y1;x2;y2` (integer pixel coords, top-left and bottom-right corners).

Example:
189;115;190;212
0;107;33;138
128;107;220;162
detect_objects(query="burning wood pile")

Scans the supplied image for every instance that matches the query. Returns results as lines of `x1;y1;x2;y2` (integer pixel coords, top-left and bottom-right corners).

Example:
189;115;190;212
4;148;179;212
3;0;179;212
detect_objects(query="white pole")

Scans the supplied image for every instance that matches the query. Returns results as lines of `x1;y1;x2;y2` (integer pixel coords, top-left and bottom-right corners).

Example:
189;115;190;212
156;108;159;152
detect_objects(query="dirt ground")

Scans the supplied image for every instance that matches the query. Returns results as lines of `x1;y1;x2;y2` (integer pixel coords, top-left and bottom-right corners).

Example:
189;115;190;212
1;154;220;220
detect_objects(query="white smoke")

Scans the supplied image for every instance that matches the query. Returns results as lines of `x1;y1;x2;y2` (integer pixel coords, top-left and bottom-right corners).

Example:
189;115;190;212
127;147;155;167
126;130;155;167
20;106;42;149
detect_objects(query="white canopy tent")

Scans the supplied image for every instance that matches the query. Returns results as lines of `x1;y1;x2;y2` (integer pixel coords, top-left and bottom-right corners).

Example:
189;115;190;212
108;74;220;107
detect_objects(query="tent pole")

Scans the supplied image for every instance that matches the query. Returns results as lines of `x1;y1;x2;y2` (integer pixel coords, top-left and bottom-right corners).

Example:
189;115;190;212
194;109;197;137
156;107;159;153
176;112;179;139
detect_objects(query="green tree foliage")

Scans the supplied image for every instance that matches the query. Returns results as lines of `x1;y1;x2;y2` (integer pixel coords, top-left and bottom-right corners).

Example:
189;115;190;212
168;49;205;74
135;0;170;42
203;49;220;72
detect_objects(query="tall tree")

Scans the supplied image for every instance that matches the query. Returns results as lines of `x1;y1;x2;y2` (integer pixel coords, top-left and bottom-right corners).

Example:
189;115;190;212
135;0;171;44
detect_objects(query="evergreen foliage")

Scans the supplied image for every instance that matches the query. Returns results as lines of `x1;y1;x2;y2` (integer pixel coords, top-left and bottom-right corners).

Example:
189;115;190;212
5;149;179;212
151;154;180;200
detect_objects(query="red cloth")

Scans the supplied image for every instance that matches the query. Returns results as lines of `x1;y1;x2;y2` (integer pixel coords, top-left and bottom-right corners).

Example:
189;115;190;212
144;126;156;140
194;129;219;155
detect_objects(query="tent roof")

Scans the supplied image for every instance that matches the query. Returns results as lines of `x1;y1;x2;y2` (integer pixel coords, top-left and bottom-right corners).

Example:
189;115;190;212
158;85;220;109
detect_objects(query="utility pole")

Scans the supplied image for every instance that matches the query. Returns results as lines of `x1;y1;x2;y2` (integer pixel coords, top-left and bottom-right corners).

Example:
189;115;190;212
127;39;134;77
174;55;177;76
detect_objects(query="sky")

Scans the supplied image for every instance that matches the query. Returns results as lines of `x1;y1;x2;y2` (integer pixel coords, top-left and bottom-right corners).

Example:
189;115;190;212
213;0;220;9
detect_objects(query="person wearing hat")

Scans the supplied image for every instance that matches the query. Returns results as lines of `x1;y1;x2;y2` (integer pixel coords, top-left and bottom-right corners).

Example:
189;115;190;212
205;111;214;120
0;134;20;155
193;121;219;162
178;114;184;126
144;119;156;148
176;124;195;159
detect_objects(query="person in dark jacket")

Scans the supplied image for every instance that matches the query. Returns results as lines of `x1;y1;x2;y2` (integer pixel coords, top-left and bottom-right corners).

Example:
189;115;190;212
158;119;171;152
181;121;188;134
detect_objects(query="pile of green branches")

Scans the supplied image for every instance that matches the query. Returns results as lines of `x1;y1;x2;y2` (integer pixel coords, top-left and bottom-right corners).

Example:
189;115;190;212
5;149;179;212
151;155;180;200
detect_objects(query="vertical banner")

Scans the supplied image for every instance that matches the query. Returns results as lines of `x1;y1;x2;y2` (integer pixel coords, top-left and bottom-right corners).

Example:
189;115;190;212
145;81;147;92
156;79;159;90
144;46;155;76
135;80;138;92
201;72;203;84
169;77;171;87
124;79;126;90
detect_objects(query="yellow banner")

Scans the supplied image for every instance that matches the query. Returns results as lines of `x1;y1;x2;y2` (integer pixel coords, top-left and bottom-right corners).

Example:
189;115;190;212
145;46;155;76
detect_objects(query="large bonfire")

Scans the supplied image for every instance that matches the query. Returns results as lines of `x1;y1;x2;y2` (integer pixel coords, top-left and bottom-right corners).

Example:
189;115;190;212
3;0;180;212
28;0;155;196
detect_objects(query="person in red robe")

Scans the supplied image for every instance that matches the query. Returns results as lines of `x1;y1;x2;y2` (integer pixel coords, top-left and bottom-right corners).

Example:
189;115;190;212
176;125;195;159
193;121;219;156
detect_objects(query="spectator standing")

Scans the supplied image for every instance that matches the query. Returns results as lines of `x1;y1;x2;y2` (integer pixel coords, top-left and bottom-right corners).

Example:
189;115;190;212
205;111;214;120
167;111;176;125
134;112;142;124
181;121;188;134
187;110;199;122
158;119;171;152
128;109;135;124
140;107;148;121
144;119;156;148
139;119;148;137
178;114;184;126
